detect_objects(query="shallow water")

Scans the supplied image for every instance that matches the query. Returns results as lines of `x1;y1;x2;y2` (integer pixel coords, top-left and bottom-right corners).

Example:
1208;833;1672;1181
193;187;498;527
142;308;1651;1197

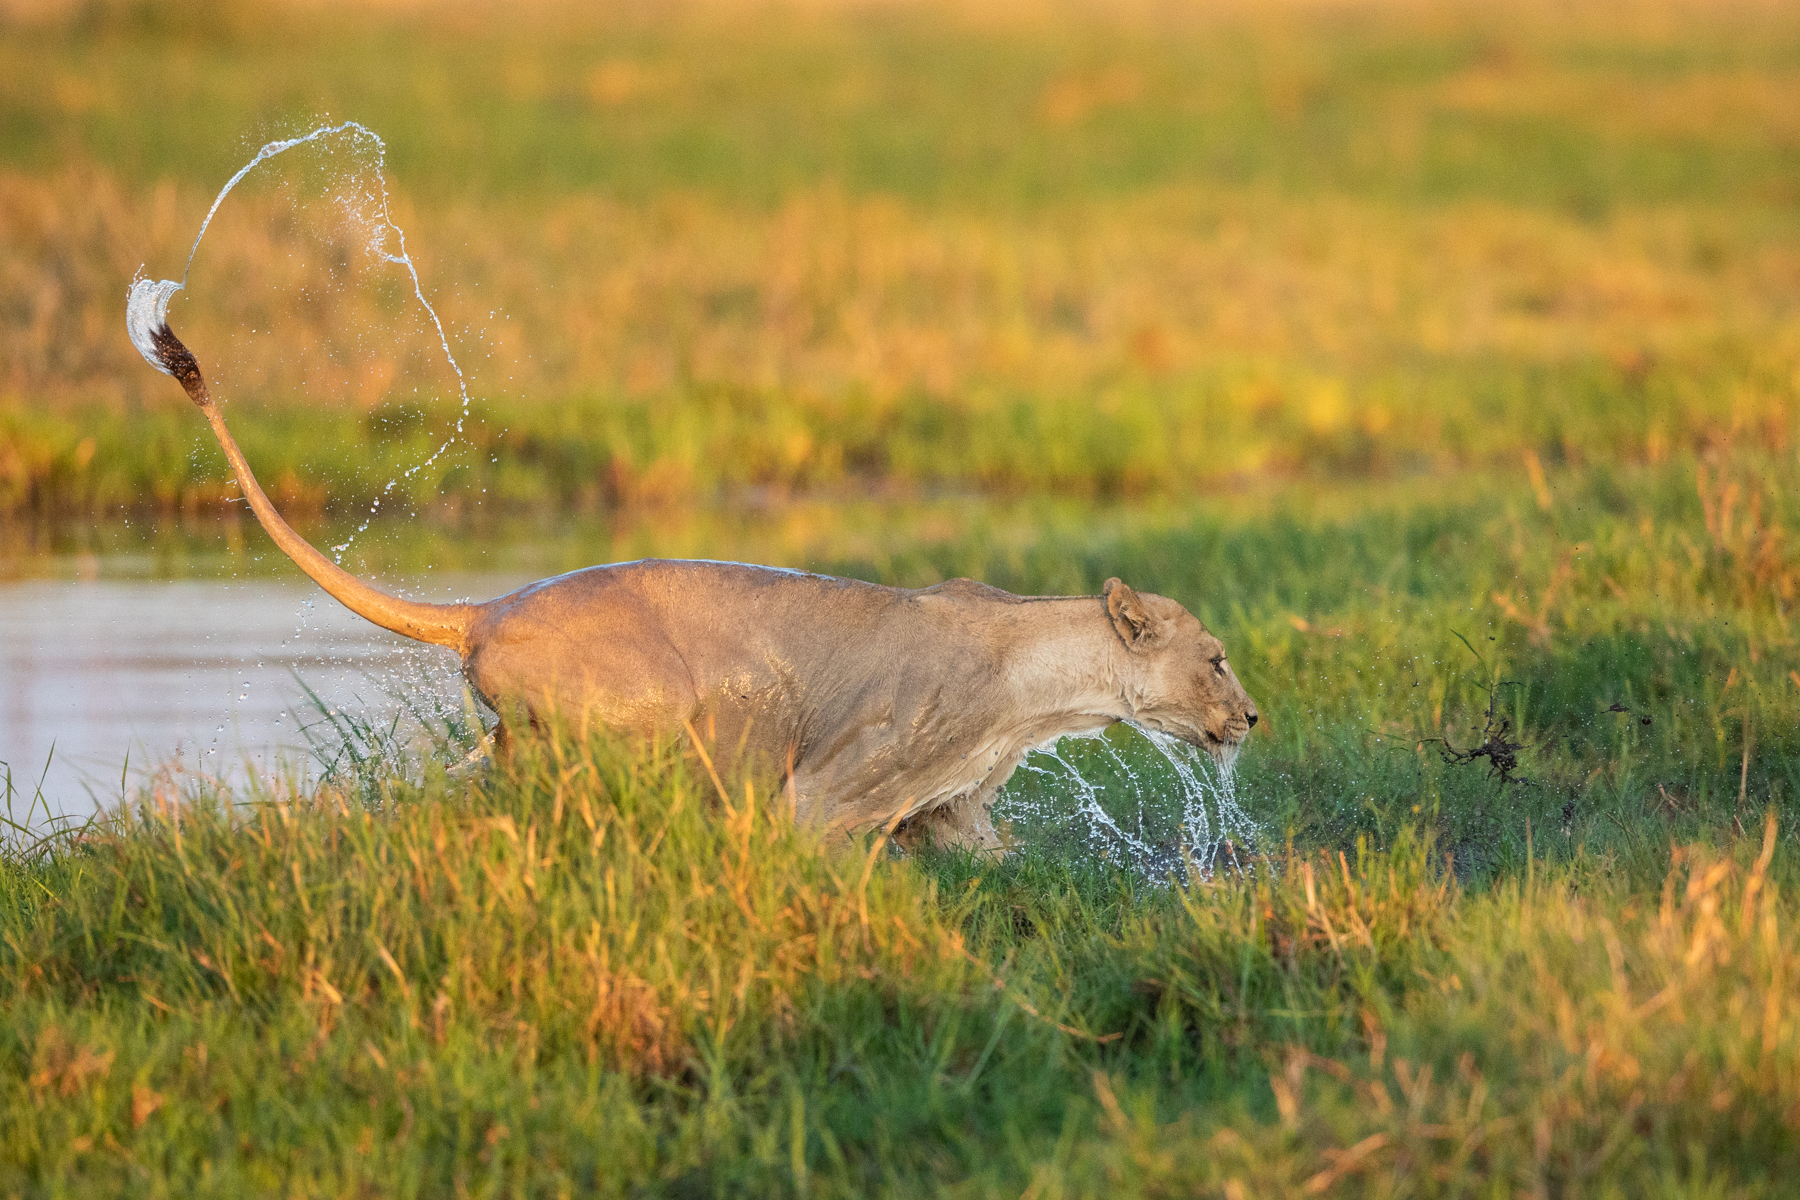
0;571;528;820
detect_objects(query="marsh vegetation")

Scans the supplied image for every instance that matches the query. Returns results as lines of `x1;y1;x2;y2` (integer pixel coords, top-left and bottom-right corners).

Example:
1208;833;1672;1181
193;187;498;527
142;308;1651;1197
3;0;1799;1192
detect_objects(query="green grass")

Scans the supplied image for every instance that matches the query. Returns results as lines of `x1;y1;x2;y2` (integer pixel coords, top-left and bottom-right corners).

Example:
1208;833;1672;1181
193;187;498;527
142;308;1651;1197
3;720;1796;1196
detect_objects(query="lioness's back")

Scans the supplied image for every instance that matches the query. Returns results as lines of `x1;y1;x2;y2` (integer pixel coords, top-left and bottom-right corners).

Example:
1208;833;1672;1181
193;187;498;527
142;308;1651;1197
463;560;902;723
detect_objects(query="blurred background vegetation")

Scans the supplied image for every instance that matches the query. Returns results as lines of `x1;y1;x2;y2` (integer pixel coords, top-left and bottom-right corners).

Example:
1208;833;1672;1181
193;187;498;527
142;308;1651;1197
2;0;1797;852
2;0;1796;519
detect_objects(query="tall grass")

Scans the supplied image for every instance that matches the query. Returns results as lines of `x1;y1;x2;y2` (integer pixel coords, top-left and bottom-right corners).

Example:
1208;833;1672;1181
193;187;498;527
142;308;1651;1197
1060;817;1800;1197
3;723;1795;1195
0;727;992;1193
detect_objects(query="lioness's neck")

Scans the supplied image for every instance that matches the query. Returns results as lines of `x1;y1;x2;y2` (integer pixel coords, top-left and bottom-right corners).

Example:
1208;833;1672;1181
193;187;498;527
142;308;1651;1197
992;596;1136;731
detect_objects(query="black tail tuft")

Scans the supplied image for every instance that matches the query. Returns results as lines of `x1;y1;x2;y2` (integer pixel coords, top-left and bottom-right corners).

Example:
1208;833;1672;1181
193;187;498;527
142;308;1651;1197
149;324;206;400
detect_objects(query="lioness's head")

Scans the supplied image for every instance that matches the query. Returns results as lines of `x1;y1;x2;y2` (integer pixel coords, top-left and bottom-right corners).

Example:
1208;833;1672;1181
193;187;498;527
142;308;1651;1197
1103;577;1258;760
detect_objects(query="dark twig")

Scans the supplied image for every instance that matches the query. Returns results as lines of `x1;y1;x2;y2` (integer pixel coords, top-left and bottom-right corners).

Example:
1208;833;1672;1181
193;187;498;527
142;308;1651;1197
1423;682;1529;787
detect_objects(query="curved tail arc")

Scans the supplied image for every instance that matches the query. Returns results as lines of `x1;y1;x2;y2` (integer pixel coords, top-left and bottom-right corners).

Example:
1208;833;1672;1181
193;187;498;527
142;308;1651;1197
149;323;477;652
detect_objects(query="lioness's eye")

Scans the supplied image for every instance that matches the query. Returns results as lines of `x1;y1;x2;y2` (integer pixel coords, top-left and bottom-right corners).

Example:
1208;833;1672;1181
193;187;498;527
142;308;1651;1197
1211;656;1225;674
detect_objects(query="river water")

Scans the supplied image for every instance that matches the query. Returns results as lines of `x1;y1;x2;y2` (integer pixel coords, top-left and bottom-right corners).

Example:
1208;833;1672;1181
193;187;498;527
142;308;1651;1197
0;569;530;820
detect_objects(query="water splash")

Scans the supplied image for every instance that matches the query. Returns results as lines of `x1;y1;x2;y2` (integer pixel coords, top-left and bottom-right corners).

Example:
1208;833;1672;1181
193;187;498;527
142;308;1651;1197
125;120;473;562
125;278;184;372
997;722;1261;885
120;122;496;783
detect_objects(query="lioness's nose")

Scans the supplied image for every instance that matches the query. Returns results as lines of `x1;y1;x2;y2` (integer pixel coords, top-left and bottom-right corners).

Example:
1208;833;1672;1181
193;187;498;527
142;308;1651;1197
1245;706;1259;728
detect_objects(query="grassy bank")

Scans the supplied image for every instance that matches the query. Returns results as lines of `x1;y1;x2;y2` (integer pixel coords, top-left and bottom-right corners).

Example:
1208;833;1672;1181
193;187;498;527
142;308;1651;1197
2;723;1796;1196
5;435;1799;1191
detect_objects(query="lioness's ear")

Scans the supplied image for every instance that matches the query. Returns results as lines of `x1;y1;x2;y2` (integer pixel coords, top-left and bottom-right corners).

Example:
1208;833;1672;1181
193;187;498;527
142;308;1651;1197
1104;577;1166;651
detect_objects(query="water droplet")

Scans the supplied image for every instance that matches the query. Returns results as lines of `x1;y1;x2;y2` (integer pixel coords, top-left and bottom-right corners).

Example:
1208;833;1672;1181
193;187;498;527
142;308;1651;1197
997;723;1262;887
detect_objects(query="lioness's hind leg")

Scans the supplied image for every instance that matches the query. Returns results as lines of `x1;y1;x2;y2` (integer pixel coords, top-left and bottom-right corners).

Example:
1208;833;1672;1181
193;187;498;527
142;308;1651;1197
482;706;548;768
894;790;1008;855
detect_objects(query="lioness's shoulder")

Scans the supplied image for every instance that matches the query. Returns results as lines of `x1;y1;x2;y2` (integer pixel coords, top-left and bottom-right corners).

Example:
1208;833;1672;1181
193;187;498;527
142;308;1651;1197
915;577;1021;604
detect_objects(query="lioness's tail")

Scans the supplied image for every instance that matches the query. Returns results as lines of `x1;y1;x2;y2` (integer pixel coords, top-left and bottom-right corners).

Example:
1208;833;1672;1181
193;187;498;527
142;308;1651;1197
140;320;476;652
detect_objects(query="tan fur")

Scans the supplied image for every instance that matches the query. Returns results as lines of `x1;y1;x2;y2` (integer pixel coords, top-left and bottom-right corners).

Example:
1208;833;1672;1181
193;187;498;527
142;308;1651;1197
147;325;1257;850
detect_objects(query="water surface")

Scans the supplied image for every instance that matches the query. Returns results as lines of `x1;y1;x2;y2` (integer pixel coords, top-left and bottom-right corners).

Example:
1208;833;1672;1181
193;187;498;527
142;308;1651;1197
0;572;527;819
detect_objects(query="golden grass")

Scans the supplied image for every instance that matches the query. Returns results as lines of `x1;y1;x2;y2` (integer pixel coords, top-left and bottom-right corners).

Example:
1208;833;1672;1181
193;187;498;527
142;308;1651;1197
45;732;975;1082
10;166;1796;415
1060;817;1800;1195
6;163;1797;516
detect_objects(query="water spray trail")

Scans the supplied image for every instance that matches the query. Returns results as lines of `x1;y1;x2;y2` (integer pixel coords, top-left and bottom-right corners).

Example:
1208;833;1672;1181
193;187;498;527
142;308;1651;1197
1019;744;1162;869
120;124;493;780
1005;724;1262;886
133;121;473;562
1141;728;1261;876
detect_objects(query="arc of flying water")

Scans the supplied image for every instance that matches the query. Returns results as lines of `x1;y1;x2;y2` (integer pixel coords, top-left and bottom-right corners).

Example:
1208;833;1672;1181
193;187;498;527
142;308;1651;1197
1006;723;1261;886
127;120;473;561
1139;726;1261;876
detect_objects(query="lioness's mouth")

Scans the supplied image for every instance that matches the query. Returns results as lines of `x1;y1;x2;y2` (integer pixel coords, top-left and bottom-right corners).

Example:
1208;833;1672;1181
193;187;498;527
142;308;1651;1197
1194;726;1246;766
1194;727;1231;752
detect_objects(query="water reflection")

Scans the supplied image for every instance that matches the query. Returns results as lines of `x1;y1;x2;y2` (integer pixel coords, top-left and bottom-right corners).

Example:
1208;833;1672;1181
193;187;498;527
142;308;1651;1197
0;574;519;818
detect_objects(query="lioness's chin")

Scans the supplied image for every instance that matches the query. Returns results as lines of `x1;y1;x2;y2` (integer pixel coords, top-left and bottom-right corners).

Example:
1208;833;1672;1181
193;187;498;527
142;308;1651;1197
1197;731;1243;768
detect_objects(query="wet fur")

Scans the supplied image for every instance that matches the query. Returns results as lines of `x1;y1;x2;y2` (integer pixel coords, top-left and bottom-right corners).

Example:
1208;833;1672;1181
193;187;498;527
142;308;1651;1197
144;324;1257;850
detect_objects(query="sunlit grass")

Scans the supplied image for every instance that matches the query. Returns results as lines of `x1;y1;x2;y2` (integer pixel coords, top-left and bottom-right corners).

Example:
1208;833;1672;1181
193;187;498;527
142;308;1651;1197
3;0;1797;516
3;722;1795;1195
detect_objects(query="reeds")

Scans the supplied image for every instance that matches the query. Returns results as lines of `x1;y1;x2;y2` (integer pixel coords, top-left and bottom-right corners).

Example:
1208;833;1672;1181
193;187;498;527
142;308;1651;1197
5;728;978;1081
1061;816;1800;1196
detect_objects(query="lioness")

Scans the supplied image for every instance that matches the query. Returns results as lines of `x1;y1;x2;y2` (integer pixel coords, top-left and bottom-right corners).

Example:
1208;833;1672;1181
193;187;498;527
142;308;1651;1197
128;291;1256;849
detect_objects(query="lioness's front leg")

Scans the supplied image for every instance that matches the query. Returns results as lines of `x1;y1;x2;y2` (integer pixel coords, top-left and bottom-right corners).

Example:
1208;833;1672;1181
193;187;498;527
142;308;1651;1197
901;796;1005;853
891;751;1021;855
